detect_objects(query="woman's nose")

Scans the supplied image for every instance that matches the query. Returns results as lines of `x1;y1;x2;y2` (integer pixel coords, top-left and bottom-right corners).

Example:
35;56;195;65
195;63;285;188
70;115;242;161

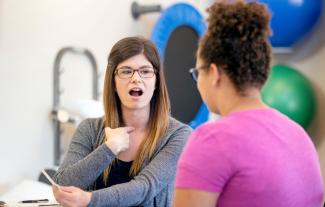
130;70;142;82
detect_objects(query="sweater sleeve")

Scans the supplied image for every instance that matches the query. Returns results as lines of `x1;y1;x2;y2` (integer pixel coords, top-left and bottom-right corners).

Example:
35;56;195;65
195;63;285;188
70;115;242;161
53;119;116;189
88;124;192;207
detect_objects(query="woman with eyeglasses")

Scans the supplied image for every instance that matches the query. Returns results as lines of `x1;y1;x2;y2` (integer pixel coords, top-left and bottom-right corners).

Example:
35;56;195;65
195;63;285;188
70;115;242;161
52;36;192;207
173;1;323;207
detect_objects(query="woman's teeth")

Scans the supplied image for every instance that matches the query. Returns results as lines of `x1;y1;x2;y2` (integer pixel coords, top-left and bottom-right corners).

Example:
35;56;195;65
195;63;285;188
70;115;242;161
129;88;143;96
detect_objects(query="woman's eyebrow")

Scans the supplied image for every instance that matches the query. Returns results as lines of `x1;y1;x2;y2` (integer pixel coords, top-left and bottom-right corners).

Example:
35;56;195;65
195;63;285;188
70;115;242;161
139;65;153;69
119;65;153;69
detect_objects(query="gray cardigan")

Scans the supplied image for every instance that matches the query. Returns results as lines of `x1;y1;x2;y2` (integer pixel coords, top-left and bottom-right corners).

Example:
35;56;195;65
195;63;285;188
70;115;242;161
53;117;192;207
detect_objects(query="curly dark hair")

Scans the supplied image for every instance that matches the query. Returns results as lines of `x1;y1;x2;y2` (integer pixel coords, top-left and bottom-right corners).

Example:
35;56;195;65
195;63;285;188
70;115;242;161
199;0;272;94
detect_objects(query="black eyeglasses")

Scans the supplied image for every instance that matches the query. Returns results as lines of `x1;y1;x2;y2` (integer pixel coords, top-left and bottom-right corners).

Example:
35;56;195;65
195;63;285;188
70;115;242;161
115;66;156;79
189;65;209;82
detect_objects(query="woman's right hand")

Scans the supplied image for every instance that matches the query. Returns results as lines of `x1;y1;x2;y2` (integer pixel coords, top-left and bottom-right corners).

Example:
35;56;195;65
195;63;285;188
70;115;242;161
53;185;91;207
105;127;135;155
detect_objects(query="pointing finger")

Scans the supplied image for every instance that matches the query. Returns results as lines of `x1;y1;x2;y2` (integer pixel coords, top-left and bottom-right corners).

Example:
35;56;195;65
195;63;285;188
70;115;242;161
123;127;135;133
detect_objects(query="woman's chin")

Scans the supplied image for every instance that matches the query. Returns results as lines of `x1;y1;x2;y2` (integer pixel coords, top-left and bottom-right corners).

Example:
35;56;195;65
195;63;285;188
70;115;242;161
123;103;150;111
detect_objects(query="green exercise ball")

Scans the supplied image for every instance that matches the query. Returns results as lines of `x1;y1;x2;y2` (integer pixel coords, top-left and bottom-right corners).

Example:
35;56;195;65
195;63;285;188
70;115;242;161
261;64;316;129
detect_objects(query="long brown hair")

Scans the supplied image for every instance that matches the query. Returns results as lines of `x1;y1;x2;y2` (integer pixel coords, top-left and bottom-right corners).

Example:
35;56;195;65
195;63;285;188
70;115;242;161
102;36;170;182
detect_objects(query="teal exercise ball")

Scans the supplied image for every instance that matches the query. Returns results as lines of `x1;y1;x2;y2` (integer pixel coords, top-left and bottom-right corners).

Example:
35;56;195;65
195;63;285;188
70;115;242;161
261;64;316;129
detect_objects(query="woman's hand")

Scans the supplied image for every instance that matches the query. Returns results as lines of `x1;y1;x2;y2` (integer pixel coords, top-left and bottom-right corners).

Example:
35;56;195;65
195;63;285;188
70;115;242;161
53;185;92;207
105;127;135;155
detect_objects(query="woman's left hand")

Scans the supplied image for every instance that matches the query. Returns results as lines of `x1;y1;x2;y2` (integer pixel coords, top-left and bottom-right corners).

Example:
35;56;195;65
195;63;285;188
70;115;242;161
52;185;92;207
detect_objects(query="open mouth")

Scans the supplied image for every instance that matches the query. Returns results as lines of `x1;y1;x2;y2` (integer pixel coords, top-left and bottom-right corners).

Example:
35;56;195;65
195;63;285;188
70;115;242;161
129;88;143;97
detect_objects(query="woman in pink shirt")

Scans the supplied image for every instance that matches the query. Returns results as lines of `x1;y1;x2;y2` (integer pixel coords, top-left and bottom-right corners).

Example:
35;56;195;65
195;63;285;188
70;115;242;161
173;1;324;207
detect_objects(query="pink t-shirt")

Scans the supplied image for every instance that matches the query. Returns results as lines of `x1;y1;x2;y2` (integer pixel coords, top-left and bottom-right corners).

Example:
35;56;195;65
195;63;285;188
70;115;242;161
176;108;323;207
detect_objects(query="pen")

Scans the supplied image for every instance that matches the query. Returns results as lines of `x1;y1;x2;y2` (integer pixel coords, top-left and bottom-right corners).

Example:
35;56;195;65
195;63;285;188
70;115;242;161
20;199;49;203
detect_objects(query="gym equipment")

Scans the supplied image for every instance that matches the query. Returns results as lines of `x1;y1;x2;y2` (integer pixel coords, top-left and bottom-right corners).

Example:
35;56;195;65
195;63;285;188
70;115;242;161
260;0;323;47
52;47;99;165
131;2;161;19
261;64;316;129
151;3;209;128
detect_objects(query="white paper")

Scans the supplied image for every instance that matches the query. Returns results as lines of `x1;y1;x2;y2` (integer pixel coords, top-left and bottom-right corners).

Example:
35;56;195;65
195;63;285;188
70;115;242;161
0;180;57;206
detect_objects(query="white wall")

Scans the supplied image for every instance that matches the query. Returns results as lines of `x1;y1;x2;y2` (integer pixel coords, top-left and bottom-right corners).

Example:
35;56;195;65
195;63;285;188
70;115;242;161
1;0;325;196
0;0;209;193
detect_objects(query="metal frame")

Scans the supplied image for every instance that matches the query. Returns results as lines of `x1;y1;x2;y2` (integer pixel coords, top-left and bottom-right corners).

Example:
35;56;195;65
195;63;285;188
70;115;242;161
52;47;99;165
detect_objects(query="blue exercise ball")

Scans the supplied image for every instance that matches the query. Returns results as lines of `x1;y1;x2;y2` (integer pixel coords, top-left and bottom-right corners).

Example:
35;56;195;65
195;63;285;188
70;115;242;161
260;0;323;47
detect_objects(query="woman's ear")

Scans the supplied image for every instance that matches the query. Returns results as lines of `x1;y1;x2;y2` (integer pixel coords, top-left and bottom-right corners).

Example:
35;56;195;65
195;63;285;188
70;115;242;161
210;63;221;86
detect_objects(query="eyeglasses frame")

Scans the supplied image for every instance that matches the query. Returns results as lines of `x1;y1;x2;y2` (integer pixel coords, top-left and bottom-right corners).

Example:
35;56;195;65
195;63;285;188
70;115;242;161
189;64;210;82
114;66;157;79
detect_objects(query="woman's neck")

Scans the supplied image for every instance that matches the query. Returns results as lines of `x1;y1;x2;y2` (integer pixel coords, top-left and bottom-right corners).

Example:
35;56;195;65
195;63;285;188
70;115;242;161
121;107;150;132
220;88;268;116
118;107;150;161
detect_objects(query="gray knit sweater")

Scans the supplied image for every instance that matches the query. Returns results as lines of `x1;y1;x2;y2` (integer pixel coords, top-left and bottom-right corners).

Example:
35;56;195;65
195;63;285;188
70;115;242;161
53;117;192;207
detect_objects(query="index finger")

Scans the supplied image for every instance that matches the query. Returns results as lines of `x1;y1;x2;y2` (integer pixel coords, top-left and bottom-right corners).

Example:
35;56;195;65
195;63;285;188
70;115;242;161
122;127;135;133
